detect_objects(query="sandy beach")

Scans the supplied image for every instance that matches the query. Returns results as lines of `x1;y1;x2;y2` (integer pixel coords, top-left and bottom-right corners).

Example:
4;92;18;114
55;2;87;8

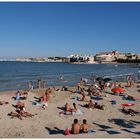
0;83;140;138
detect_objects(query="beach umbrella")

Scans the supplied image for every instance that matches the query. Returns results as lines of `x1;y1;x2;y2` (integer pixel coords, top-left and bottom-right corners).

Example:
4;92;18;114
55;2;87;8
96;77;103;81
111;87;125;93
103;78;112;83
121;103;135;107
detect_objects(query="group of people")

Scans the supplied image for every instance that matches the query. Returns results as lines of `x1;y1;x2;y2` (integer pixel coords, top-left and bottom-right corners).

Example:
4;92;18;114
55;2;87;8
8;101;37;120
28;79;47;90
70;119;89;134
84;100;105;110
65;102;78;113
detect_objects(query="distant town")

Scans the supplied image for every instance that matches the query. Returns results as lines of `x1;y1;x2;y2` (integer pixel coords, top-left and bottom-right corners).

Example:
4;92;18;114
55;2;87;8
0;50;140;64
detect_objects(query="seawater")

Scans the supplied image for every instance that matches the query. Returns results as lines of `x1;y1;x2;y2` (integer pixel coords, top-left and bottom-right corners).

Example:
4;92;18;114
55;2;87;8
0;61;139;91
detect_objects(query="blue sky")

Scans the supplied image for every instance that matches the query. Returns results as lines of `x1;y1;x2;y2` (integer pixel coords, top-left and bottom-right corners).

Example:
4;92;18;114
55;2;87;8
0;2;140;58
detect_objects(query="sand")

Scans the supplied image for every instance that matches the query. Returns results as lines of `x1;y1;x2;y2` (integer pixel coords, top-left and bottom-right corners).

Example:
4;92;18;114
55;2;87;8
0;83;140;138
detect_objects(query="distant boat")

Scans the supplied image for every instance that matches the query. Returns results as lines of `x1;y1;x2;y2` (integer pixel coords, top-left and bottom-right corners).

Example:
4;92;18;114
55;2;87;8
115;65;118;67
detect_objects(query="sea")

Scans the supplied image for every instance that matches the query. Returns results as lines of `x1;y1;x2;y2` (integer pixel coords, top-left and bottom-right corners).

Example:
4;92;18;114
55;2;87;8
0;61;139;92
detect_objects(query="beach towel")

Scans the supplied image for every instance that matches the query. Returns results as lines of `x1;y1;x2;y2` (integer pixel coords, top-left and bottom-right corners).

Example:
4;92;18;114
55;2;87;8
72;109;83;115
88;130;94;134
59;111;72;116
32;102;42;107
73;96;79;102
121;103;135;107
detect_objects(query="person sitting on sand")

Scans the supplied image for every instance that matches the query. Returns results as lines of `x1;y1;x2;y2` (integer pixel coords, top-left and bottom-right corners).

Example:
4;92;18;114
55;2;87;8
87;86;96;96
72;103;78;113
78;92;87;102
76;82;81;91
16;101;25;109
65;103;72;112
45;88;52;99
80;119;89;133
87;100;94;108
71;119;81;134
15;91;20;100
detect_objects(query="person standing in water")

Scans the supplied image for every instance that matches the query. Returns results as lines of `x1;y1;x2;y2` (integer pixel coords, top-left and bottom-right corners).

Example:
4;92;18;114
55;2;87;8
28;81;33;90
60;75;64;81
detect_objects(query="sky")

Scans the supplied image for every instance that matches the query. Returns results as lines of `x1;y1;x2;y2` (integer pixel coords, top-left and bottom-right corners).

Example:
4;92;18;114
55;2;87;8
0;2;140;58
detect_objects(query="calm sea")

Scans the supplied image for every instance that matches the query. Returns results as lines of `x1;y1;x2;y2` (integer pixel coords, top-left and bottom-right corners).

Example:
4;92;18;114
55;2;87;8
0;61;139;91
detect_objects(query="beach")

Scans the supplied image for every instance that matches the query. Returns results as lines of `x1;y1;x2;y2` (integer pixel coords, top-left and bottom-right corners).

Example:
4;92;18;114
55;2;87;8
0;82;140;138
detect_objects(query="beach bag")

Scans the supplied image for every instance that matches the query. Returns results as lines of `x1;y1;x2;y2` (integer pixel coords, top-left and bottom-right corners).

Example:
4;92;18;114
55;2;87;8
64;128;70;135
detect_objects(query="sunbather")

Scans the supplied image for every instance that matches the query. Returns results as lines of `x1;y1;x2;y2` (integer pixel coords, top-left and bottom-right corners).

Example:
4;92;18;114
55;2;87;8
80;119;89;133
17;106;37;118
65;103;72;112
15;101;25;109
8;111;22;120
71;119;81;134
93;102;105;110
78;92;88;102
122;107;139;116
123;95;135;101
88;100;94;108
72;103;78;113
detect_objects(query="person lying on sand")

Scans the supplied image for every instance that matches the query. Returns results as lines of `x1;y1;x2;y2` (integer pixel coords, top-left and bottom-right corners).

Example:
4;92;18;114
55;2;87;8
123;95;136;101
93;102;105;110
71;119;81;134
91;92;102;97
80;119;89;133
87;86;96;96
84;100;94;108
122;107;139;116
71;103;78;113
39;88;51;103
84;101;104;110
8;111;22;120
0;101;9;105
61;86;75;93
16;106;37;118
